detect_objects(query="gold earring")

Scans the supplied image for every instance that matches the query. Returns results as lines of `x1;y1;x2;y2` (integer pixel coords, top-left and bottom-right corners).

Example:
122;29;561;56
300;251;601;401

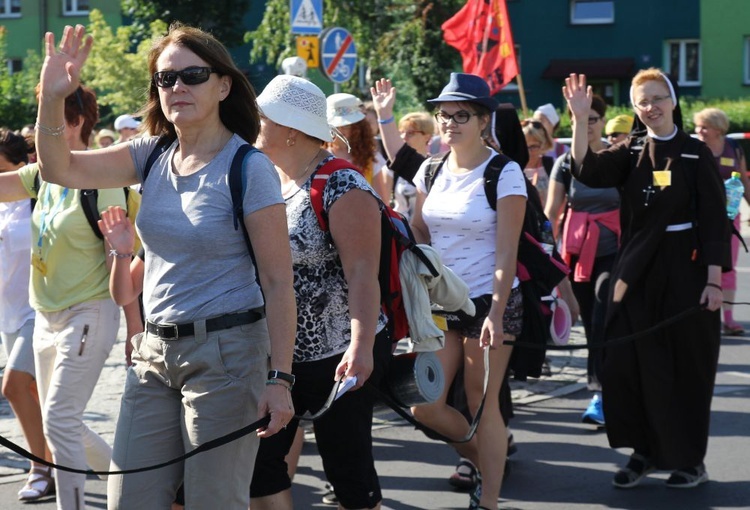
286;138;295;147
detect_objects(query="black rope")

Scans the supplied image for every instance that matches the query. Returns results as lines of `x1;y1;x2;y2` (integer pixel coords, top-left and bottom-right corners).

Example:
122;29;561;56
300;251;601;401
506;299;750;351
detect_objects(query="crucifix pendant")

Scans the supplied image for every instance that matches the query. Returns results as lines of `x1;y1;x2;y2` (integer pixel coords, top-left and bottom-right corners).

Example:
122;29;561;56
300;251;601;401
643;185;655;206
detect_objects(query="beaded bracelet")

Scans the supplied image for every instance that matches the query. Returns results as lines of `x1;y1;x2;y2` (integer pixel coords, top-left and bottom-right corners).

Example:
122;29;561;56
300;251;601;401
705;282;722;291
266;379;292;390
109;249;135;259
378;116;395;125
35;121;66;137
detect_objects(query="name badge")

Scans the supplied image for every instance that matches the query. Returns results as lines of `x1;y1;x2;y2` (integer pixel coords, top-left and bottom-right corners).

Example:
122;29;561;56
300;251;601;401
653;170;672;187
720;157;735;167
432;314;448;332
31;253;47;276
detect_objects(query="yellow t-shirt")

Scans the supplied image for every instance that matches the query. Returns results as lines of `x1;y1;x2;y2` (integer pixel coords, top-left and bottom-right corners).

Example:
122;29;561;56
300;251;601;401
18;164;127;312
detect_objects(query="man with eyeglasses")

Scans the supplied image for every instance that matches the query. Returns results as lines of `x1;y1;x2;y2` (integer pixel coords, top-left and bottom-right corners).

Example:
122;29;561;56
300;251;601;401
604;115;634;145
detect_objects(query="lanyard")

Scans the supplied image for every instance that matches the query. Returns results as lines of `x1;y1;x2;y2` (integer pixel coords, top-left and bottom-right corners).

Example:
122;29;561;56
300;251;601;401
37;182;69;250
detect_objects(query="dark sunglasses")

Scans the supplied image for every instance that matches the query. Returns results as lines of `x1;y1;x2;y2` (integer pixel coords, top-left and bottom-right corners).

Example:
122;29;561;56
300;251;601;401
435;110;478;125
153;66;216;88
521;119;544;130
607;132;626;138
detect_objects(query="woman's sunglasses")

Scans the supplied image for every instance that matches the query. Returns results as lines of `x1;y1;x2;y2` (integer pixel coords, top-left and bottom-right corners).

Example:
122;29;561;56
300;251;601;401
521;119;544;130
153;66;216;88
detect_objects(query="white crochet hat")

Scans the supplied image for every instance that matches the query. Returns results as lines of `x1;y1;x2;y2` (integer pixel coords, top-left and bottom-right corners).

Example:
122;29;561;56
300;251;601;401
256;75;333;142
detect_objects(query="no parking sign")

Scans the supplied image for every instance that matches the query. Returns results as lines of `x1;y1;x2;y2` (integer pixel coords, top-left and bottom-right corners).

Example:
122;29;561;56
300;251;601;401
319;27;357;83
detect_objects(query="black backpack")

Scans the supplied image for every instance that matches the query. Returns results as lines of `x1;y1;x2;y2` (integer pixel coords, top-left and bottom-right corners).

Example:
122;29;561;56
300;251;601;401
31;172;134;241
423;153;570;379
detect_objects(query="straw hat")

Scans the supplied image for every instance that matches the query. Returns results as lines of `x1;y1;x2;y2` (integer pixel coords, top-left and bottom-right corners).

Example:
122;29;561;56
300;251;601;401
256;75;333;142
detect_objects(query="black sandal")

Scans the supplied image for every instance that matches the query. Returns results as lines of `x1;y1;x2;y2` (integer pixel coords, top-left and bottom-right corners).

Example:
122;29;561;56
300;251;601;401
612;453;655;489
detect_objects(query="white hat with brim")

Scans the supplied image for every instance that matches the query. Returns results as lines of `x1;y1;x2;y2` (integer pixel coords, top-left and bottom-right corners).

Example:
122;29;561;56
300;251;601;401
256;75;333;143
326;93;365;128
534;103;560;127
114;114;140;131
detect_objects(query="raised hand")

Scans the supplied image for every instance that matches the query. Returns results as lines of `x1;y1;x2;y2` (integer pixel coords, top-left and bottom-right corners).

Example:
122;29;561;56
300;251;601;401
562;73;592;121
98;206;135;256
40;25;93;101
370;78;397;119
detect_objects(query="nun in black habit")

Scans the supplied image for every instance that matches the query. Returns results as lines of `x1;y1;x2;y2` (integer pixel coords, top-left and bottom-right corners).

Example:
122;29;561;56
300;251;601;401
562;69;731;489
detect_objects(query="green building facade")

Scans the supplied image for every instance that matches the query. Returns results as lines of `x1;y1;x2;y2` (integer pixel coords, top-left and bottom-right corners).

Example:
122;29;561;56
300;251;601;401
700;0;750;100
1;0;121;69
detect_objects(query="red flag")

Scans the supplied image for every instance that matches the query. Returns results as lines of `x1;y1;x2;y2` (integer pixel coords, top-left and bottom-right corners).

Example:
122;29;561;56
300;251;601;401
442;0;519;94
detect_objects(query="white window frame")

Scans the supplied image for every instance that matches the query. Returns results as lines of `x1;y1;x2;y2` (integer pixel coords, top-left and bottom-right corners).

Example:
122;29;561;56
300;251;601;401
570;0;614;25
664;39;701;87
63;0;89;16
744;37;750;85
0;0;21;18
6;59;22;74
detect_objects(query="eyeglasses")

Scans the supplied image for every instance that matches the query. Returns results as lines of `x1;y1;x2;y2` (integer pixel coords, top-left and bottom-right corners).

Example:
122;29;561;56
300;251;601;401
607;132;626;139
400;130;425;137
153;66;216;88
521;119;544;130
527;144;542;151
587;116;601;125
634;95;671;110
435;110;478;125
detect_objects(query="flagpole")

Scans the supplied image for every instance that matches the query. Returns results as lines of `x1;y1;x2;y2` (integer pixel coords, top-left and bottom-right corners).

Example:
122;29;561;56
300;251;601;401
515;73;529;118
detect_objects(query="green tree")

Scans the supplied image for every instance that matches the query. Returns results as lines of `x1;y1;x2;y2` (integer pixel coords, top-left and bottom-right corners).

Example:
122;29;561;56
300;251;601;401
247;0;463;112
81;10;167;122
123;0;251;47
0;27;43;129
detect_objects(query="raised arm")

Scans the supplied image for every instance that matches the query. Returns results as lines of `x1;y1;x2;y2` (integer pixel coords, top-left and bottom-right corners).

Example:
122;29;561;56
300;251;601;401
36;25;136;189
371;79;404;163
562;73;593;166
98;206;143;305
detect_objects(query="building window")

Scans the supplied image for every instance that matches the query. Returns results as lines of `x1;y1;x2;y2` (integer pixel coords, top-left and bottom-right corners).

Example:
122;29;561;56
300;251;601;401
63;0;90;16
744;37;750;85
570;0;614;25
665;40;701;86
7;59;22;74
0;0;21;17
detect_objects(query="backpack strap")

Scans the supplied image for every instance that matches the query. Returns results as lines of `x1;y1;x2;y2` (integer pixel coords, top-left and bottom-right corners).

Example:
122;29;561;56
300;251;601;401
483;153;514;211
309;158;363;231
142;135;174;186
541;155;554;177
423;152;450;194
227;144;260;257
80;189;102;239
30;171;41;212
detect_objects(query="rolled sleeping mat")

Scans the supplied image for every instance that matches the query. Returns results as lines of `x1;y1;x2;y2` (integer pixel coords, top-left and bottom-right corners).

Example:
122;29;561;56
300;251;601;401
550;298;572;346
386;351;445;407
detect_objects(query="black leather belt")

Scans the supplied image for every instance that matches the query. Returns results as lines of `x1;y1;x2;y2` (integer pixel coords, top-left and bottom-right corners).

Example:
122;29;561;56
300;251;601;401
146;308;265;340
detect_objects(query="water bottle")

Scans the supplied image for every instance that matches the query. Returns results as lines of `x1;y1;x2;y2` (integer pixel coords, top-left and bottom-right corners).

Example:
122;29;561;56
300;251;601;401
540;220;555;256
725;171;744;220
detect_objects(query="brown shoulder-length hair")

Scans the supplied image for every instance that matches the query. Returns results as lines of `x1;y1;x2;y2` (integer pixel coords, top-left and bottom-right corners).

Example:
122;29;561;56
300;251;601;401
35;84;99;147
341;119;375;173
139;23;259;144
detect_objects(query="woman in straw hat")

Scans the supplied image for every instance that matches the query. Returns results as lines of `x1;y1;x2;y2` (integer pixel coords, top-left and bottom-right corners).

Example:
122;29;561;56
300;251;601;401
249;74;390;510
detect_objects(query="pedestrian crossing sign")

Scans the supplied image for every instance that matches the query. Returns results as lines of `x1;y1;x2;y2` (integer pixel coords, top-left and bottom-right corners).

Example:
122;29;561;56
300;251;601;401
290;0;323;35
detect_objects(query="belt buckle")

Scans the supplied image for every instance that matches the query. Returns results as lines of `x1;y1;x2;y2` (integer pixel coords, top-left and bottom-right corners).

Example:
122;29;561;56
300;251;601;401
159;323;179;340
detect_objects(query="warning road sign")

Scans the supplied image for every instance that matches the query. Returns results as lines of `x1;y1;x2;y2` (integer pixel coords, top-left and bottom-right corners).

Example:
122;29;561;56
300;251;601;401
296;36;319;68
290;0;323;35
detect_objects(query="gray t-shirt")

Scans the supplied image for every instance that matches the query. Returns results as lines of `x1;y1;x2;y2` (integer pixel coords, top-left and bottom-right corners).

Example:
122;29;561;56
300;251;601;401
551;153;620;257
130;135;282;324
